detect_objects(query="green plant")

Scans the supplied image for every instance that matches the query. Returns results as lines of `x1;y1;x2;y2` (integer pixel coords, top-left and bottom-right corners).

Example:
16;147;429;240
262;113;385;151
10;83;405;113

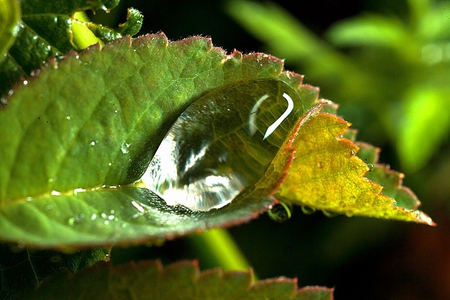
0;1;435;299
227;0;450;172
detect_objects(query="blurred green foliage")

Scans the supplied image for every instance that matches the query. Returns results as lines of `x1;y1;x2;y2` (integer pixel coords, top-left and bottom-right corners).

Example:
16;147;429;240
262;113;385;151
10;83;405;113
227;0;450;172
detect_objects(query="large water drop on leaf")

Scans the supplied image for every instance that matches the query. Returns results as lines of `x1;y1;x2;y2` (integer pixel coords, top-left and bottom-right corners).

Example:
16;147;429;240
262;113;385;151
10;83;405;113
142;79;304;211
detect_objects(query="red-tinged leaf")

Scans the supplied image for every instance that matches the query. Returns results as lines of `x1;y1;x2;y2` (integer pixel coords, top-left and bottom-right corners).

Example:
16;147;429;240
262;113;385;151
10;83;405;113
275;111;434;225
23;260;334;300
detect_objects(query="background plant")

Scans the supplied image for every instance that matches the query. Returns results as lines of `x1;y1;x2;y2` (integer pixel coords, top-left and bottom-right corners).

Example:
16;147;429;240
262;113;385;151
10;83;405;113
1;0;447;299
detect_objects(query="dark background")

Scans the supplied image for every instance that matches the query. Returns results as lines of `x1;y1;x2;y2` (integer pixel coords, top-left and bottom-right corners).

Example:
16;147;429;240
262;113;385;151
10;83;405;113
91;1;450;299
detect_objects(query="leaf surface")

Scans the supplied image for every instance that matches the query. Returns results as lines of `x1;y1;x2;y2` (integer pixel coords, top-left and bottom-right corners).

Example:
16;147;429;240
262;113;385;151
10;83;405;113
23;260;334;300
275;111;434;225
0;34;320;248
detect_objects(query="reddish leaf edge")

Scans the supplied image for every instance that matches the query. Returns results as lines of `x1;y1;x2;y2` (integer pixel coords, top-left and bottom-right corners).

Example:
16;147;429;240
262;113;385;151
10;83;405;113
0;33;321;249
28;259;334;300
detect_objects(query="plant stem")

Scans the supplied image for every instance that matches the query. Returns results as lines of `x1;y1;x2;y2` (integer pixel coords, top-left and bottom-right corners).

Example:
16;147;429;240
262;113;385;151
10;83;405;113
187;228;258;280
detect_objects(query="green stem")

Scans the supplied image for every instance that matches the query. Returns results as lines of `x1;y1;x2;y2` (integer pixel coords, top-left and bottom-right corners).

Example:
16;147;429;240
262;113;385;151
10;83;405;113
187;228;258;280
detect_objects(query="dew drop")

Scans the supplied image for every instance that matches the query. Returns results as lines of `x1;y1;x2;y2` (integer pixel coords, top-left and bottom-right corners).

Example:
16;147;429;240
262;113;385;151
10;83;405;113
142;79;304;211
350;149;356;156
90;140;97;146
367;163;374;171
268;200;292;222
121;142;130;154
323;210;338;218
345;210;354;217
301;205;316;215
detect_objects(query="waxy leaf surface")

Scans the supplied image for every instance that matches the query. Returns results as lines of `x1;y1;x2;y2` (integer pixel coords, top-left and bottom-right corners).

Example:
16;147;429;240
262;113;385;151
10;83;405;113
0;34;319;248
24;260;334;300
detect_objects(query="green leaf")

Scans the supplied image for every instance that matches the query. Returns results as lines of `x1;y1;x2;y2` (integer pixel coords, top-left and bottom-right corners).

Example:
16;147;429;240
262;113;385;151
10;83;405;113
0;34;320;248
326;14;409;48
0;0;20;59
23;260;334;300
0;0;141;96
396;86;450;171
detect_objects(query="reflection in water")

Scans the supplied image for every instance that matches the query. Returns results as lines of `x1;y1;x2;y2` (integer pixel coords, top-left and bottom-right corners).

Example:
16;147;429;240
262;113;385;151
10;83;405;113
141;79;304;211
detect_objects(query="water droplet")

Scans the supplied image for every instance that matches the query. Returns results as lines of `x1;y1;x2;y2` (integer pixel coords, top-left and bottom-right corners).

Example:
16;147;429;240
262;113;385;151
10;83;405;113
345;210;354;217
268;200;292;222
90;140;97;146
114;109;118;114
121;142;130;154
142;79;304;211
301;205;316;215
65;115;71;120
350;149;356;156
367;163;374;171
323;210;338;218
23;80;28;85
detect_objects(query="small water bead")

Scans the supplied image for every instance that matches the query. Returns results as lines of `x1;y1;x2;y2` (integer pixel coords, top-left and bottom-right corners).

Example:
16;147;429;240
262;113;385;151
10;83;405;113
301;205;316;215
322;210;338;218
142;79;304;211
268;200;293;222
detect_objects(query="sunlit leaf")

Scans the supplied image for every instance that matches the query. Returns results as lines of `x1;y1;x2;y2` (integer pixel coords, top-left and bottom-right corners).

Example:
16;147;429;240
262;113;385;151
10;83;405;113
23;260;334;300
275;110;434;225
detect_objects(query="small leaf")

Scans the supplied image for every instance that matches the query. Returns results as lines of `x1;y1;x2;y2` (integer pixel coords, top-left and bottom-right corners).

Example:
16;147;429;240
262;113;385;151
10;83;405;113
24;260;334;300
326;14;408;48
275;110;434;225
0;0;140;96
397;86;450;171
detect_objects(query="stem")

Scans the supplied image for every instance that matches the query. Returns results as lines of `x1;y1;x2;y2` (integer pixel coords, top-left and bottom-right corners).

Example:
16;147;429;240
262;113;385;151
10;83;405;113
187;228;258;280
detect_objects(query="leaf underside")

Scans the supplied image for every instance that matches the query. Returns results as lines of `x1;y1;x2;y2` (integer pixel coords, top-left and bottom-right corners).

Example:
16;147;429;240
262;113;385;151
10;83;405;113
23;260;334;300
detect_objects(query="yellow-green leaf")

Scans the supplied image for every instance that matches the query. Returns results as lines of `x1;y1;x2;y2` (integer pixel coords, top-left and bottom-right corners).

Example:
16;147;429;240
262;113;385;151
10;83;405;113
276;110;434;225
